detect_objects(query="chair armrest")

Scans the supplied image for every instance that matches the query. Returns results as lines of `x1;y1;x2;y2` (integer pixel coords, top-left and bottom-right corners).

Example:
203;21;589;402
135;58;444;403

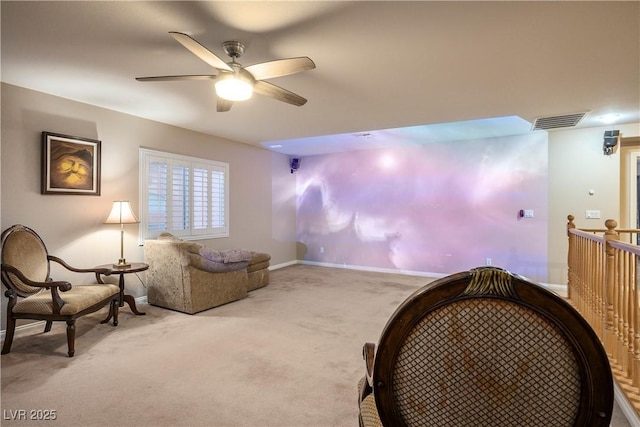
363;342;376;386
48;256;111;276
2;263;70;314
1;264;72;291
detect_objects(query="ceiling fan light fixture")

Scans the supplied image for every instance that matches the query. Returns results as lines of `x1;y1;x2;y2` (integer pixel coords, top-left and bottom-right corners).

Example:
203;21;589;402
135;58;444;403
215;74;253;101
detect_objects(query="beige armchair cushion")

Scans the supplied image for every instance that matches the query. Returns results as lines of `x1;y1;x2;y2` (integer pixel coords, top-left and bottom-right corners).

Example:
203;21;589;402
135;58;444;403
360;395;382;427
247;260;270;273
357;377;383;427
13;284;120;315
2;228;50;293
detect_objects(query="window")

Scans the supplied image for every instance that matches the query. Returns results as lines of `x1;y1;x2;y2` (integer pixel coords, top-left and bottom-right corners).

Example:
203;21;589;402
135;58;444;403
139;148;229;241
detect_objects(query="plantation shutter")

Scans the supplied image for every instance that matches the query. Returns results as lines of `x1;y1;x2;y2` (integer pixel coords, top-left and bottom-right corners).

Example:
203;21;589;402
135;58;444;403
140;149;229;242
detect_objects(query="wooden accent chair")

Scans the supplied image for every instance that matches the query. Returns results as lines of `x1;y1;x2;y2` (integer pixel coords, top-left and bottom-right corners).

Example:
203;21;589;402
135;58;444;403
358;266;614;427
1;224;120;357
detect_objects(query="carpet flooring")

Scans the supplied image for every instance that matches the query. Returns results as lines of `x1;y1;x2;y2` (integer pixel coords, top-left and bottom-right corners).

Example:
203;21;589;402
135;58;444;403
0;264;634;426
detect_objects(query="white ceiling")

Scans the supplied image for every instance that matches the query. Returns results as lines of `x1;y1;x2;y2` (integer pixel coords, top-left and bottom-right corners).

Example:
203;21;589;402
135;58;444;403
2;1;639;156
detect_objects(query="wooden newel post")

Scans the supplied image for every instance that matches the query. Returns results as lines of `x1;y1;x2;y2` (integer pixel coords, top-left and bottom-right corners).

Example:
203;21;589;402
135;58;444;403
567;215;576;299
604;219;618;358
567;214;575;234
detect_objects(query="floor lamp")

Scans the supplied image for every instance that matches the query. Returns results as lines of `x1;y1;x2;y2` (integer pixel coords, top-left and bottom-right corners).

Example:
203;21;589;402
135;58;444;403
105;201;139;268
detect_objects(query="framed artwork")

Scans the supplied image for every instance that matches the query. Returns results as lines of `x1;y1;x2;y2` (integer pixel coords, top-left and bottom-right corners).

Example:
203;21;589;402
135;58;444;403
41;132;101;195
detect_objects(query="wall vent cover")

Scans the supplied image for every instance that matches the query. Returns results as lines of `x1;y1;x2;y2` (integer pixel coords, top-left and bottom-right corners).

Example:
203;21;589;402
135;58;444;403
532;111;589;131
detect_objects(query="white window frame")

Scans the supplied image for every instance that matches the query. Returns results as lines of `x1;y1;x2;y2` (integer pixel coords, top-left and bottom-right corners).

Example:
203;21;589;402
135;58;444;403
139;148;229;242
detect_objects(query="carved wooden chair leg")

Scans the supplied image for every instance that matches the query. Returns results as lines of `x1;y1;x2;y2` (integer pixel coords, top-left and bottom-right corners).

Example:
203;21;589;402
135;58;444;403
44;321;53;333
101;298;120;326
110;299;119;326
1;316;15;355
66;319;76;357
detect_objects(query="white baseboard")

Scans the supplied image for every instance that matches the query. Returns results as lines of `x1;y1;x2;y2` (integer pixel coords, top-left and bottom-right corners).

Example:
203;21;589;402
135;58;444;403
298;260;447;279
0;320;47;340
614;380;640;426
269;260;299;270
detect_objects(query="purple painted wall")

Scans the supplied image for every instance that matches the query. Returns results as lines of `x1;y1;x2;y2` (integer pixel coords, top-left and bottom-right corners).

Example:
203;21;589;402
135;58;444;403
295;132;549;281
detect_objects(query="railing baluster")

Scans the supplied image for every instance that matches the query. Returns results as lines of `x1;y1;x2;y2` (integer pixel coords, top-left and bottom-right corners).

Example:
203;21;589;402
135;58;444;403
631;253;639;388
624;251;631;374
615;250;624;365
631;274;640;389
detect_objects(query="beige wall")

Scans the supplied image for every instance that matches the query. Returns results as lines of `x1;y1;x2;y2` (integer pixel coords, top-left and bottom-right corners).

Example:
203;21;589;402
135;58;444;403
3;81;640;331
1;83;297;328
547;122;640;285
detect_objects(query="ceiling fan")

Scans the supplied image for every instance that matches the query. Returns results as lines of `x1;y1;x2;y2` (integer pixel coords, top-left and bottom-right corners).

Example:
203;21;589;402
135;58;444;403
136;32;315;112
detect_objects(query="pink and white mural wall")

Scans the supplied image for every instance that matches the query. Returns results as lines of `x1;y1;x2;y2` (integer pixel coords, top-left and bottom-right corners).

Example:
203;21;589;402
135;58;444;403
295;132;549;282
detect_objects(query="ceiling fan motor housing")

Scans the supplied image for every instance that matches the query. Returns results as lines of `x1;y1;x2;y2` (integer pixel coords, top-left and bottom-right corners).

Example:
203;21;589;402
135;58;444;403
222;41;245;59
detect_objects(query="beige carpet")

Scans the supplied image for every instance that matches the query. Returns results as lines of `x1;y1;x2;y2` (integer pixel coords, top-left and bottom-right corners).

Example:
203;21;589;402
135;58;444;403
0;265;633;426
1;265;426;427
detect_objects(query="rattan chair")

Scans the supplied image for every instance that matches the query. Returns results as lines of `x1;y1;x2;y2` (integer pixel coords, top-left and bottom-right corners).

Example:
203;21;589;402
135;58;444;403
1;224;120;357
358;266;613;427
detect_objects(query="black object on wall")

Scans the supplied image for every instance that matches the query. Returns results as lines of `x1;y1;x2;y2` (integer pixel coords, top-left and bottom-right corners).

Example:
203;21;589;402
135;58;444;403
290;158;301;173
603;130;620;155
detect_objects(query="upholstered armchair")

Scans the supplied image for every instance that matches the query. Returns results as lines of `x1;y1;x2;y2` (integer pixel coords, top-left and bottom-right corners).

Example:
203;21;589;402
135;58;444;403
144;233;270;314
358;266;614;427
1;224;121;357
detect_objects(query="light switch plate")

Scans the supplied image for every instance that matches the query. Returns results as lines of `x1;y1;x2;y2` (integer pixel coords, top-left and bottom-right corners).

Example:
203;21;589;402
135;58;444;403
585;210;601;219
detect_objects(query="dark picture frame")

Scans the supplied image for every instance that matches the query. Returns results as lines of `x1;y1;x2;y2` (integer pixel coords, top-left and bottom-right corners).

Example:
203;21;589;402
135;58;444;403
41;132;101;195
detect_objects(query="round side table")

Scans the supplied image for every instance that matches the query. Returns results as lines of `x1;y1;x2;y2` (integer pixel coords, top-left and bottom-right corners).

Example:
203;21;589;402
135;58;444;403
95;262;148;325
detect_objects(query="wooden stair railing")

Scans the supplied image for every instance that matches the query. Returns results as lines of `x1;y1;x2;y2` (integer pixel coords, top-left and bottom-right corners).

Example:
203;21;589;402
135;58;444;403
567;215;640;418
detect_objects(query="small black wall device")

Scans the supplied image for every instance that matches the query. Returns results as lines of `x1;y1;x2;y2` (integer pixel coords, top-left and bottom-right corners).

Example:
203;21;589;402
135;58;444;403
603;130;620;155
290;158;300;173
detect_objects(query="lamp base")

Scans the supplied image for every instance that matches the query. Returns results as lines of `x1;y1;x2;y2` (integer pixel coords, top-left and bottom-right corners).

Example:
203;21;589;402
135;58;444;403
113;259;131;269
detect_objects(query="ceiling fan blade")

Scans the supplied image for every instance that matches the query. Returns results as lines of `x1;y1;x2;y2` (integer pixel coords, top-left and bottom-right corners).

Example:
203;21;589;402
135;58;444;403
244;57;315;80
136;75;217;82
170;31;233;72
217;97;233;112
253;81;308;106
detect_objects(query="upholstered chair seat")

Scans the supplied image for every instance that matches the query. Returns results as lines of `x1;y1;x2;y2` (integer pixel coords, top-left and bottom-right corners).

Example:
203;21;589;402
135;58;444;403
11;285;119;316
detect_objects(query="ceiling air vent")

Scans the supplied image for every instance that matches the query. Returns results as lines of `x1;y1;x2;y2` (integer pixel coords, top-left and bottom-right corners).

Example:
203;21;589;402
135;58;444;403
532;111;589;131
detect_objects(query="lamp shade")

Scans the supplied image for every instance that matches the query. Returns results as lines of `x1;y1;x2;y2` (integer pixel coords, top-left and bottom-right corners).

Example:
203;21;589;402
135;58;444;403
104;201;139;224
